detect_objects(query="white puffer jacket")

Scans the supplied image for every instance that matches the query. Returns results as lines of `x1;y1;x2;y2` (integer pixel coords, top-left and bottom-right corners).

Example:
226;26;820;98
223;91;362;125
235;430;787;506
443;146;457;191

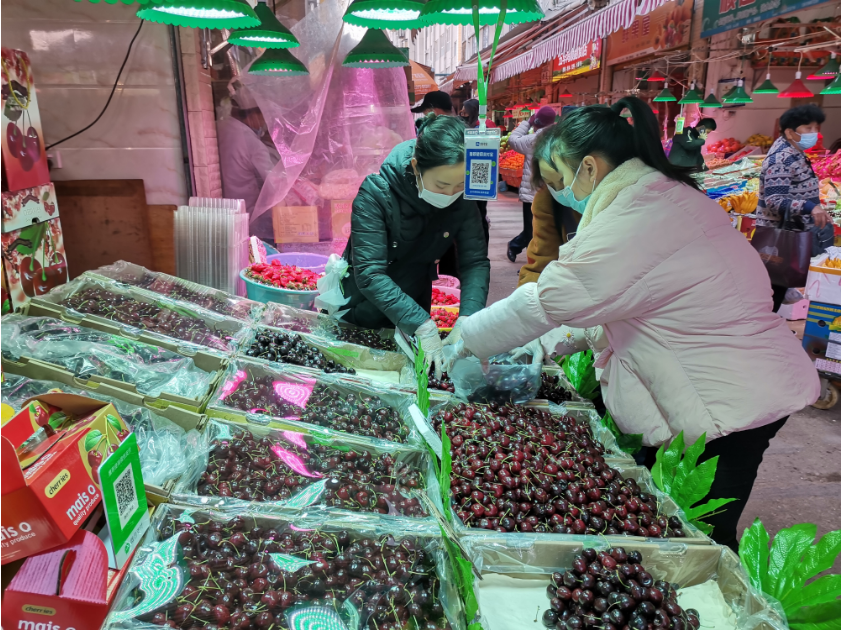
461;159;820;446
508;120;544;203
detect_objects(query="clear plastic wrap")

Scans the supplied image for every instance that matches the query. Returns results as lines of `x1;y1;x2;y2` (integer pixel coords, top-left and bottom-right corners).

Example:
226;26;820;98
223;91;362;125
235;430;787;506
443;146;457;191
104;504;464;630
236;323;414;386
463;537;787;630
31;275;250;356
91;261;265;322
442;346;542;405
208;359;422;448
171;418;441;528
0;373;198;487
1;316;216;402
261;302;398;352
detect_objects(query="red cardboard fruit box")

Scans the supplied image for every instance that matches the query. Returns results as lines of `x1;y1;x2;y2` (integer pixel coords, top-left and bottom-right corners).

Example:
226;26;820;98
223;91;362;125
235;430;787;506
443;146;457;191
1;394;129;564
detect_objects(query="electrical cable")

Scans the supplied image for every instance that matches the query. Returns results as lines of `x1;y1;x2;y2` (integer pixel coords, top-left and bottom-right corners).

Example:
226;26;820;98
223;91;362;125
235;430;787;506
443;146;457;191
45;20;144;151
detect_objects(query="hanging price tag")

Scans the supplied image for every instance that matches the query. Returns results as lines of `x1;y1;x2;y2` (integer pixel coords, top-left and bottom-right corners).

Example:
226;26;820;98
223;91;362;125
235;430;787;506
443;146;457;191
464;128;501;201
675;116;686;134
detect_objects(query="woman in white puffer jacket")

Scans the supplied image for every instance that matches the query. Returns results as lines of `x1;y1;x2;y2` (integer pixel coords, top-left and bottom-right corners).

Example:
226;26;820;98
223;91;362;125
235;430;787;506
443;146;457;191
450;97;820;551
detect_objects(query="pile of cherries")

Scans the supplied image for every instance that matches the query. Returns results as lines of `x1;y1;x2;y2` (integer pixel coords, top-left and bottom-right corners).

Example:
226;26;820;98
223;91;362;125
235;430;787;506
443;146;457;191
62;287;232;351
427;367;455;393
134;273;254;321
153;517;451;630
334;327;398;352
244;329;355;375
198;428;426;516
537;373;574;405
431;402;686;537
542;547;700;630
221;369;410;443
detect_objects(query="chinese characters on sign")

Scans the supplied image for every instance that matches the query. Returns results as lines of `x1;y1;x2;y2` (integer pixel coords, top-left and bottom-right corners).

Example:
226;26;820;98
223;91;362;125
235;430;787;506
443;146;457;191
553;40;602;80
701;0;826;38
606;0;692;66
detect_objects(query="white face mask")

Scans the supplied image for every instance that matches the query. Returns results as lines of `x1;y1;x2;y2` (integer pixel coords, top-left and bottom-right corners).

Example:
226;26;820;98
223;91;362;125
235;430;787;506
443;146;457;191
416;172;463;208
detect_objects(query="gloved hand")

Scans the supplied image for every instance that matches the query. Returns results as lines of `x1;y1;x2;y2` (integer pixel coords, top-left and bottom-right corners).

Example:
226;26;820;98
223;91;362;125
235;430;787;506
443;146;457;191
442;316;466;347
442;338;473;373
415;319;444;379
509;338;544;366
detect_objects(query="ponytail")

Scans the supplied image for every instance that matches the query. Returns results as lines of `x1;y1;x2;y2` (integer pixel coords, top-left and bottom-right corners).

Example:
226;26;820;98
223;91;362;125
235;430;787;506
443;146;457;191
532;96;700;191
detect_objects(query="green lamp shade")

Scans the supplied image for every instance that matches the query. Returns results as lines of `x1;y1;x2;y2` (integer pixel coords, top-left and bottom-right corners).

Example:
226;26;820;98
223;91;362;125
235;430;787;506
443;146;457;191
722;80;752;104
653;83;676;102
249;48;308;75
228;2;299;48
137;0;259;28
701;92;722;108
820;74;841;95
343;0;424;28
342;29;409;68
808;53;839;80
679;87;703;104
753;74;779;94
419;0;544;26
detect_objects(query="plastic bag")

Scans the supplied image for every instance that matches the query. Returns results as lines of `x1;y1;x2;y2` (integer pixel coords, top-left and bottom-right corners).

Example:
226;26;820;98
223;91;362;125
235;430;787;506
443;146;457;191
1;316;215;401
0;373;196;487
442;345;541;404
314;254;351;318
91;260;265;322
171;418;441;528
104;504;465;630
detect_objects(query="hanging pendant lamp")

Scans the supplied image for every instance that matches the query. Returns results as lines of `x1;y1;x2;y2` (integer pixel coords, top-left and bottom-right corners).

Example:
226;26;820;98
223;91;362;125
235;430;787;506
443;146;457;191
137;0;259;29
808;53;839;80
820;73;841;95
249;48;308;75
419;0;544;26
342;29;409;68
679;82;704;104
779;55;814;99
228;1;299;48
753;50;779;94
634;69;650;81
722;79;753;104
559;88;573;98
701;90;722;108
648;70;667;82
343;0;425;29
653;82;676;102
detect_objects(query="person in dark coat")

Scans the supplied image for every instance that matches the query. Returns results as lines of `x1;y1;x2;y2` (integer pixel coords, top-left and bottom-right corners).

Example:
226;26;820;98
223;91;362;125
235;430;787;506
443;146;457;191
340;115;490;375
668;117;716;170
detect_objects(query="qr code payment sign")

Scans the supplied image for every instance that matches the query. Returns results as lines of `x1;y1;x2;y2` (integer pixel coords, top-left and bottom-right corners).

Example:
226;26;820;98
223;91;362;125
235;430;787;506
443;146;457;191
469;160;493;190
114;463;139;530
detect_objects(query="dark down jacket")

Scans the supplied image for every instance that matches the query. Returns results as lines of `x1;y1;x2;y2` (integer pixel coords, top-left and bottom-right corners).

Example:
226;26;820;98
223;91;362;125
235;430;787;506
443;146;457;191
340;140;490;333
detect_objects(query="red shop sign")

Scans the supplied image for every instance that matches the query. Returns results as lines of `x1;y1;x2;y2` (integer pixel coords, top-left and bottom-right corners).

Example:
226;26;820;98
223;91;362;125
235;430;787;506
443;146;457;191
552;40;602;80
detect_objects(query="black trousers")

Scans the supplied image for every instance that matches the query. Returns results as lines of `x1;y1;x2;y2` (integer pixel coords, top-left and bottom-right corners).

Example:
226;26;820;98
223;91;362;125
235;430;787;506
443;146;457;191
772;284;788;313
643;417;788;552
508;202;533;254
438;201;489;278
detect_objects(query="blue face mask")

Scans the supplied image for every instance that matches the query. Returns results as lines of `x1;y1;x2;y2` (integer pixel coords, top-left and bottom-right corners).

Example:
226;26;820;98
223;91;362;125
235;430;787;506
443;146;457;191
547;161;595;214
795;132;818;151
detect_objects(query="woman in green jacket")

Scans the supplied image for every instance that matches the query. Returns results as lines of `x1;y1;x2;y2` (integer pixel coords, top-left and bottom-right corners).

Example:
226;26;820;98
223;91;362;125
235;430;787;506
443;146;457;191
340;115;491;375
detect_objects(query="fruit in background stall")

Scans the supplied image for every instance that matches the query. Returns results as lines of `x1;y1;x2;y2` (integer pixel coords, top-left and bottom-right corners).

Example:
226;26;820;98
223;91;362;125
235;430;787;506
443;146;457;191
431;308;458;329
500;150;525;170
725;191;758;214
746;134;773;150
811;150;840;180
246;261;321;290
706;138;744;155
822;256;841;269
431;287;459;306
705;157;732;170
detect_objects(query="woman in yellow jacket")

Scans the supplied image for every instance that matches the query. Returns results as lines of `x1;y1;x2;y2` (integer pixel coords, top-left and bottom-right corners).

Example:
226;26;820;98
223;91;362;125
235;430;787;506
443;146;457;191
517;185;580;285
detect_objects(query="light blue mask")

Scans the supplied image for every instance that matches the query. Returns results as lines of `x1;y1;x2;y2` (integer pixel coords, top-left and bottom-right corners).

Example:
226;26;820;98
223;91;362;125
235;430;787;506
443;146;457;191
548;161;595;213
795;132;818;151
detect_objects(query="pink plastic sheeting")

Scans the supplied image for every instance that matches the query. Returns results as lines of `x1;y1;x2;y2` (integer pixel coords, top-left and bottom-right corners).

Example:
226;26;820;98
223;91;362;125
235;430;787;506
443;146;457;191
238;0;415;249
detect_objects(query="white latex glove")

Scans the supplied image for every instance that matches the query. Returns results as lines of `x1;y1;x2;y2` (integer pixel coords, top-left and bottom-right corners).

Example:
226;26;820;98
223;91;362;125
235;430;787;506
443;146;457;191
509;338;544;366
415;318;444;379
442;316;466;347
442;338;473;373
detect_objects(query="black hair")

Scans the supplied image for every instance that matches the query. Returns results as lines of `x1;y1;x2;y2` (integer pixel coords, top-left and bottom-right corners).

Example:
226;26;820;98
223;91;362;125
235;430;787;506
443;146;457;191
461;98;479;128
779;105;825;134
415;114;466;173
699;117;717;131
532;96;700;191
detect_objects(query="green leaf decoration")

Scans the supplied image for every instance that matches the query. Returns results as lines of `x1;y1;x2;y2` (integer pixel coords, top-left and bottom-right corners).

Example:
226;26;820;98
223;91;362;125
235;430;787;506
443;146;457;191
415;345;429;415
14;223;48;256
439;525;479;625
650;431;736;535
439;424;452;523
600;411;642;455
83;430;103;452
106;414;123;432
47;412;69;431
739;519;841;628
560;350;599;399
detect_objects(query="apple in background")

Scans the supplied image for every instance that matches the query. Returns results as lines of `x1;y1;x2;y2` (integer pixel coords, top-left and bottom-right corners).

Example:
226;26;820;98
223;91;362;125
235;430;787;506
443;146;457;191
24;126;41;162
6;123;22;158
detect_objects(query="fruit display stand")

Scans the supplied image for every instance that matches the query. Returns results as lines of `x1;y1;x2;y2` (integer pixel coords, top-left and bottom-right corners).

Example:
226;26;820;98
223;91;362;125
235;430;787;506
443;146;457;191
90;260;266;323
168;418;442;529
464;537;786;630
206;359;426;449
0;365;206;503
2;314;224;413
236;323;415;386
259;301;399;352
103;504;464;630
27;274;251;357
